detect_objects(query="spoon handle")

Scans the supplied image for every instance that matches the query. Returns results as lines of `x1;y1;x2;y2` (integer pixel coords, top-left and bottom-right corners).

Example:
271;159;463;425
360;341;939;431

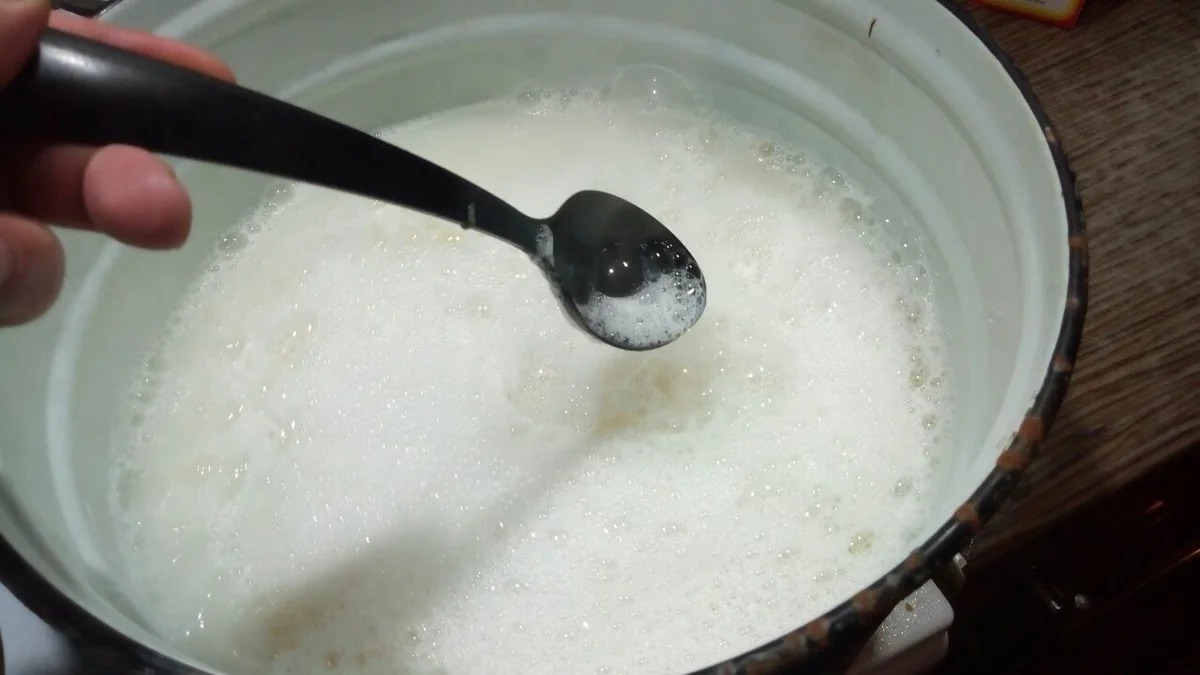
0;28;540;253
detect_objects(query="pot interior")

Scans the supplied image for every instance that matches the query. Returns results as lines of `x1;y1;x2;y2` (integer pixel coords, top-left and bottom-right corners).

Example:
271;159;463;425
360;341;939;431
0;0;1068;671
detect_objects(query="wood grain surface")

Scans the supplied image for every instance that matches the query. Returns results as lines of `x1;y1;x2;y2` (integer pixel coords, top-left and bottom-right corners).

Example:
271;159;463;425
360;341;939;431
959;0;1200;563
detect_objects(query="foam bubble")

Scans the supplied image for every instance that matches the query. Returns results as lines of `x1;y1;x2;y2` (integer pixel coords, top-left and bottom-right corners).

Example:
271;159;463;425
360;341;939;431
576;269;706;350
107;75;953;675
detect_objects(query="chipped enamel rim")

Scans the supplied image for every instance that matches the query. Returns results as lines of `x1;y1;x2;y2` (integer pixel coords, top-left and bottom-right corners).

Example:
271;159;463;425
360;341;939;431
0;1;1087;673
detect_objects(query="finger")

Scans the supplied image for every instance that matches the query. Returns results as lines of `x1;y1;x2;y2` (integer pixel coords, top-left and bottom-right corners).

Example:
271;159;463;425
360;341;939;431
3;143;91;227
50;10;235;82
84;145;191;248
0;214;65;327
0;0;51;86
7;143;190;249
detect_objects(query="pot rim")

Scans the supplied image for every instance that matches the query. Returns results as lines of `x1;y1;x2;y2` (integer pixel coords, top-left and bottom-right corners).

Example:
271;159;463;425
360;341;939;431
0;1;1087;673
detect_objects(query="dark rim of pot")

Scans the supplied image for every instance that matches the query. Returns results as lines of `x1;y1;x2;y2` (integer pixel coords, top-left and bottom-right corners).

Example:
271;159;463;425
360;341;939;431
0;2;1087;674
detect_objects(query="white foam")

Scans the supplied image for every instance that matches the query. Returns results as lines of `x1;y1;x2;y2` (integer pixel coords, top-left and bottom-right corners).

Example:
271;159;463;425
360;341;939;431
107;78;953;675
577;269;706;350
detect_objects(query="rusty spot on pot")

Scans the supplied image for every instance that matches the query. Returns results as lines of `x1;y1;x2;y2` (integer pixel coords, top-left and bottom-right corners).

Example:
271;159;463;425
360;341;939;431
803;617;831;647
782;627;809;653
745;657;778;675
1069;234;1090;269
852;588;880;614
954;502;982;533
1052;353;1073;374
1019;414;1046;443
996;446;1032;472
904;551;923;572
1067;294;1082;312
1044;125;1058;146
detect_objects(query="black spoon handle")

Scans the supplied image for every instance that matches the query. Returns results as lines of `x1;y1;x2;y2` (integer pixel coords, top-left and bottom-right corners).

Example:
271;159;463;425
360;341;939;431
0;28;540;252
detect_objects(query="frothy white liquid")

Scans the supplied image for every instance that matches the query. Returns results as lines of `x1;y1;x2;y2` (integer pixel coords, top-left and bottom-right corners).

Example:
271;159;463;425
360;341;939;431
110;78;952;675
578;269;706;350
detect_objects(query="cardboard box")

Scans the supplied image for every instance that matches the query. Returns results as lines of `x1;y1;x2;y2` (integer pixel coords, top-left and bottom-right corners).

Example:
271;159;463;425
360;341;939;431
973;0;1087;29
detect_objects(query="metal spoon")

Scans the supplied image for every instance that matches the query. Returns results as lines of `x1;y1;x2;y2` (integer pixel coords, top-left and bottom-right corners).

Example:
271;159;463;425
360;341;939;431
0;29;706;351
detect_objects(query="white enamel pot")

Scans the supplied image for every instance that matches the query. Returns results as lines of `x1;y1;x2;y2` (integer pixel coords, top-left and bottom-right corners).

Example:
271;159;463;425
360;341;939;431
0;1;1086;673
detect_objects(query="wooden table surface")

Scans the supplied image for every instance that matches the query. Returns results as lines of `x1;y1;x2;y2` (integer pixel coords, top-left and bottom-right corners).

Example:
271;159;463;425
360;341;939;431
959;0;1200;563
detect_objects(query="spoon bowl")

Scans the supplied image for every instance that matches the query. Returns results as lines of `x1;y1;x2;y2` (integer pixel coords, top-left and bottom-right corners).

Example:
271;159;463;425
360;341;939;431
540;190;706;350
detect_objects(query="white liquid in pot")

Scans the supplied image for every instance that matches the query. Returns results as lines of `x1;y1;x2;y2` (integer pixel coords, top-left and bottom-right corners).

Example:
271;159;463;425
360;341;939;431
109;74;952;675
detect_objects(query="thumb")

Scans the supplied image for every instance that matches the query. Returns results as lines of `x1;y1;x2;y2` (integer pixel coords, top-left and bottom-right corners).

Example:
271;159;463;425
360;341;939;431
0;0;50;88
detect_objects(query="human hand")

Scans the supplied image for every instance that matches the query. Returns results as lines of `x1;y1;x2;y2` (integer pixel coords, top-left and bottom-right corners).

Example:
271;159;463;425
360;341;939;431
0;0;234;326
